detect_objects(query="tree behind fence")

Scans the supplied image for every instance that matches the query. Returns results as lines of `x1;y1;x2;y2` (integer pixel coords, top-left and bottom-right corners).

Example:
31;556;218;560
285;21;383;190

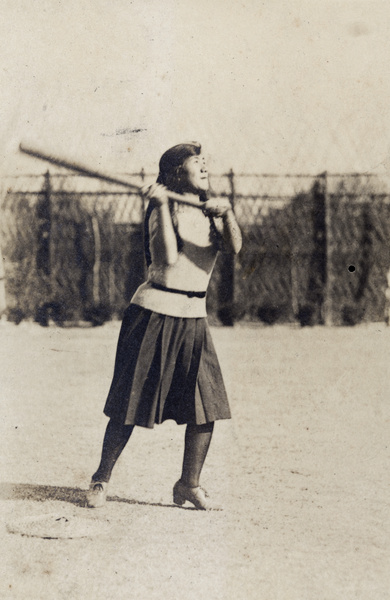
1;170;390;325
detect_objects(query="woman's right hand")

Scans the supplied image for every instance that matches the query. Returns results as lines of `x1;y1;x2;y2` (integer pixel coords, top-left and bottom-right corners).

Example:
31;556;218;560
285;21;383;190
202;198;232;217
141;183;169;206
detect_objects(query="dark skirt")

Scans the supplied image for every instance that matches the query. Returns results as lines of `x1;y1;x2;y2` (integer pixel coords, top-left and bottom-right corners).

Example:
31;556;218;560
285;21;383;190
103;304;231;428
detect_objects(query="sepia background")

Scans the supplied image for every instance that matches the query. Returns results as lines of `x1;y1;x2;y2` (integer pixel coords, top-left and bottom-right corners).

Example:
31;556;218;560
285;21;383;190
1;0;390;176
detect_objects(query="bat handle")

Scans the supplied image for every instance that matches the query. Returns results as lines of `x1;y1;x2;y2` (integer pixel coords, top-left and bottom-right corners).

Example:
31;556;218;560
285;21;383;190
140;184;204;208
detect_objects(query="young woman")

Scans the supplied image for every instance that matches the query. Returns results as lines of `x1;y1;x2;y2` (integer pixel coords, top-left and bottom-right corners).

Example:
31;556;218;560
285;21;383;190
87;142;242;510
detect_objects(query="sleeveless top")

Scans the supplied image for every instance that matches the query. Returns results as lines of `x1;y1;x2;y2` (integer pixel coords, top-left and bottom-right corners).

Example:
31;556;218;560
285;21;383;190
131;202;221;318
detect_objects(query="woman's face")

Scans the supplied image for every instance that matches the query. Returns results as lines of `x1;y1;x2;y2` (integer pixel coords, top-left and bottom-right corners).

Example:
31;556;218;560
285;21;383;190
180;154;209;193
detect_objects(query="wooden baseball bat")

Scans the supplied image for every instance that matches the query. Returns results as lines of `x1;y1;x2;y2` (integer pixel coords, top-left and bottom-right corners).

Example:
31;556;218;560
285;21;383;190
18;143;205;209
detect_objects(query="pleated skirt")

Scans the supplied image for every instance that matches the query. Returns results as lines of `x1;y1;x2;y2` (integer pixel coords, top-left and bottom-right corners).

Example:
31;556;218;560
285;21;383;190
103;304;231;428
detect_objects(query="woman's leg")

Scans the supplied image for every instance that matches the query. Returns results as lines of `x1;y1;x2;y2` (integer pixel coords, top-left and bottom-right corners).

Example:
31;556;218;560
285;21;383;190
180;422;214;487
92;418;134;483
173;422;219;510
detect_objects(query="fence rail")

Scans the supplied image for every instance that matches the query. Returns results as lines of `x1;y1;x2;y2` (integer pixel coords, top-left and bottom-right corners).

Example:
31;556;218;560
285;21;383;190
1;170;390;326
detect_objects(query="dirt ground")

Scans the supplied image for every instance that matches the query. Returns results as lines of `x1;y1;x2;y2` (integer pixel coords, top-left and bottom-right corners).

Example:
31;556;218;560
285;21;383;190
1;320;389;600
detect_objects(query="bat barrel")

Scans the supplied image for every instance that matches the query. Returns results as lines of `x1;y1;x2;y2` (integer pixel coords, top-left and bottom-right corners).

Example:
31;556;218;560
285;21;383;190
19;144;140;191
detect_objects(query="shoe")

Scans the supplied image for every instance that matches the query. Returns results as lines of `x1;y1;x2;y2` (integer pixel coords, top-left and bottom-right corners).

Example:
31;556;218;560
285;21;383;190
86;481;108;508
173;480;221;511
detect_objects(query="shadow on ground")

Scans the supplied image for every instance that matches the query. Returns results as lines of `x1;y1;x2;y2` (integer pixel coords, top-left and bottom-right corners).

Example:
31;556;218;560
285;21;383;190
0;482;196;510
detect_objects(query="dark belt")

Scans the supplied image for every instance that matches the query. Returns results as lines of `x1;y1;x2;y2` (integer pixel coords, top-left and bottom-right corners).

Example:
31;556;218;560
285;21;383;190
150;282;206;299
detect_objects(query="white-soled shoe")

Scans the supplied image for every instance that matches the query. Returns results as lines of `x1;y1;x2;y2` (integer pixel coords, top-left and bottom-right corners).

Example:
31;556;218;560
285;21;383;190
86;481;108;508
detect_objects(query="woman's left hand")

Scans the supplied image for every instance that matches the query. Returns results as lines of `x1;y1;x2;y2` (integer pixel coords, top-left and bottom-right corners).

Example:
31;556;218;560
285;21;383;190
141;183;169;205
202;198;232;217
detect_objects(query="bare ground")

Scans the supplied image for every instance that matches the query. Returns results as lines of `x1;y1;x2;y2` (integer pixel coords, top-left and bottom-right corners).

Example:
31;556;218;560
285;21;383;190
1;320;389;599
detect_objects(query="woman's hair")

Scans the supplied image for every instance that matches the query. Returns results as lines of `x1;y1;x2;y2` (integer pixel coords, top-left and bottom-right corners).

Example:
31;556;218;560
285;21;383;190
156;142;202;190
144;142;219;267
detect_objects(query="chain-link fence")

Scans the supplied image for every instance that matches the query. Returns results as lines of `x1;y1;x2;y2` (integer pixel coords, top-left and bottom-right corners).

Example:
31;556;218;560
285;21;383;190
1;170;390;326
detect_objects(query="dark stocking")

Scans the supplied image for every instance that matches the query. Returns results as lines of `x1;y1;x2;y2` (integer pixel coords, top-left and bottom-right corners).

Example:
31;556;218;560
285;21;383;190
92;419;134;483
180;422;214;488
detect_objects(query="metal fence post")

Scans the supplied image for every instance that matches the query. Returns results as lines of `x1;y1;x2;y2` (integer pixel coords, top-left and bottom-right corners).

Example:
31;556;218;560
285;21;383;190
36;170;52;277
0;231;6;316
217;168;236;326
140;167;146;220
323;171;334;326
139;168;147;280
